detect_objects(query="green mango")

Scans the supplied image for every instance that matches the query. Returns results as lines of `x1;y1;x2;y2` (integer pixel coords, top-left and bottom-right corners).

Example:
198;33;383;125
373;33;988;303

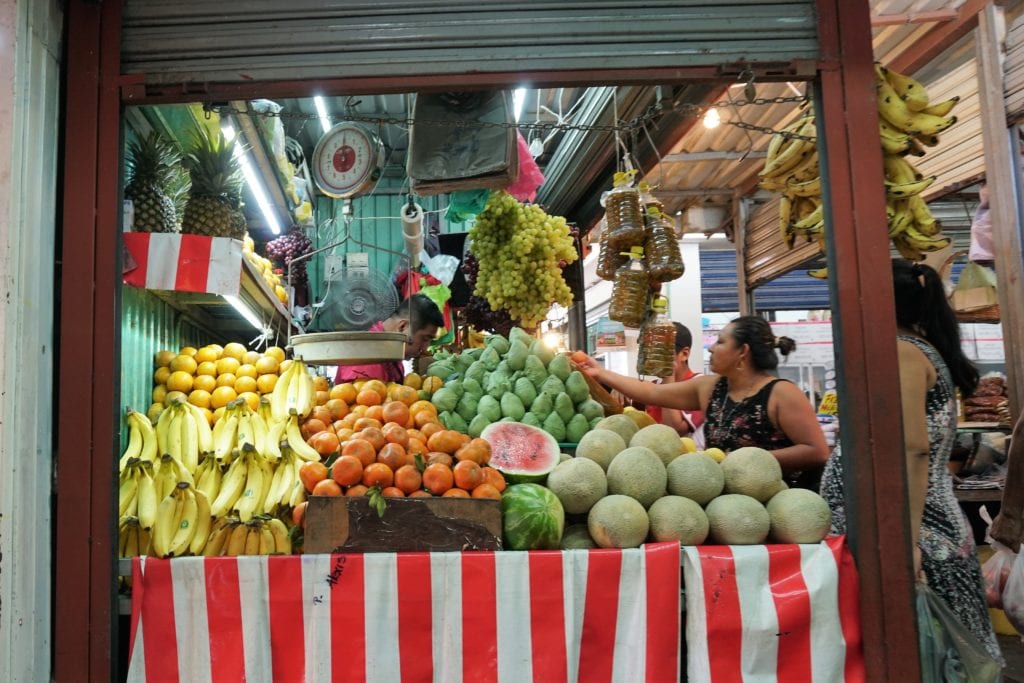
456;393;480;422
509;327;534;349
531;339;555;365
554;393;575;423
524;355;548;389
589;416;603;430
444;379;464;399
506;340;529;371
566;414;590;443
543;412;567;441
468;414;491;438
442;411;468;433
480;345;501;371
565;371;590;404
478;395;502;423
530;393;553;421
426;362;457;380
514;377;538;408
500;393;526;421
521;412;542;428
548;353;572;381
577;399;605;421
431;387;458;413
540;375;565;397
485;334;510;356
486;376;512;401
462;377;484;399
465;361;487;384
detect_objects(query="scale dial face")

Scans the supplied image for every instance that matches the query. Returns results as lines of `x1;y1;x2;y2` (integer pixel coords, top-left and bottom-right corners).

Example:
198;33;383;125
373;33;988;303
311;122;384;199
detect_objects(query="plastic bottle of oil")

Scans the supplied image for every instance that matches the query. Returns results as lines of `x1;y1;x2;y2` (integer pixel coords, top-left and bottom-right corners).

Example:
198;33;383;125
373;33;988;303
596;231;627;281
644;209;685;283
639;296;676;378
609;246;649;328
603;172;645;251
639;181;664;215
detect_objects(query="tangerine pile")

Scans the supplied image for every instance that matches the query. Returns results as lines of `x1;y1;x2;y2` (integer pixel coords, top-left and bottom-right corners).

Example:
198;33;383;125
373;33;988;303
295;379;506;502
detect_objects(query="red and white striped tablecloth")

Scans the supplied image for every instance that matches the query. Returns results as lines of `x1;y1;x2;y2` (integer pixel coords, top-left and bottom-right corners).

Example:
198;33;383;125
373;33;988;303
127;543;681;682
122;233;243;296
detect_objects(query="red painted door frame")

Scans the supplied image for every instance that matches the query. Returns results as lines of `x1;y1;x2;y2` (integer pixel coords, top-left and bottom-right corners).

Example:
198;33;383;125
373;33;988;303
54;0;919;680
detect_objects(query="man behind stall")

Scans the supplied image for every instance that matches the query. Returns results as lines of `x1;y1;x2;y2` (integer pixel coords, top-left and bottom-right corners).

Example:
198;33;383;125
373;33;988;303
647;322;704;438
333;293;444;383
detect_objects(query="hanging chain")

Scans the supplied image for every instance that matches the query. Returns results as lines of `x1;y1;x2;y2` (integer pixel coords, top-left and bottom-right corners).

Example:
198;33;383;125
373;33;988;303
728;119;816;142
212;93;809;138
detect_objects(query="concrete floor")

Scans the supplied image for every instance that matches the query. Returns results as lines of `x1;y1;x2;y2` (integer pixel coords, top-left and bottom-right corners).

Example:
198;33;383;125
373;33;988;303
1003;636;1024;682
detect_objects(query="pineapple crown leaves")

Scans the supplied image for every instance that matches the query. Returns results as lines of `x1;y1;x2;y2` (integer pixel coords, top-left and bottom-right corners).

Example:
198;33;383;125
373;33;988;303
125;132;181;189
184;128;244;200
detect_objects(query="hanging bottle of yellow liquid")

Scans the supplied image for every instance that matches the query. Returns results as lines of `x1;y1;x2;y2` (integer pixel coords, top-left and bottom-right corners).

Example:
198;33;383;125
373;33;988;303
603;171;645;252
609;246;649;328
639;295;676;378
644;208;685;283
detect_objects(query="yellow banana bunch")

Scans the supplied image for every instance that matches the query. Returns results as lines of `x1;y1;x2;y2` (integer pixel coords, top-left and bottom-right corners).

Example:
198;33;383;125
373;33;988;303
262;444;303;515
210;447;274;522
211;399;275;464
270;358;315;422
202;517;293;556
150;481;212;558
157;399;204;473
153;452;193;502
118;517;153;558
120;408;159;470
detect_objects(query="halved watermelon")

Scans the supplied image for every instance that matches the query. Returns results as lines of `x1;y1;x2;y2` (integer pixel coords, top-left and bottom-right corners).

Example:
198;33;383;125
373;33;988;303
501;483;565;550
482;422;560;484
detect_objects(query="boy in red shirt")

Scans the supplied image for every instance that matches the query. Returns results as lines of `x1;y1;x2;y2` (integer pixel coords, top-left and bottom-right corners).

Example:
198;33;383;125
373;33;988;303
647;323;704;437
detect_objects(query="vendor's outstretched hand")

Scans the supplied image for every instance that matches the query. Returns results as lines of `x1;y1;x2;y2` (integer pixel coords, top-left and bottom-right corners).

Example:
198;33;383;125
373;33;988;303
570;351;601;377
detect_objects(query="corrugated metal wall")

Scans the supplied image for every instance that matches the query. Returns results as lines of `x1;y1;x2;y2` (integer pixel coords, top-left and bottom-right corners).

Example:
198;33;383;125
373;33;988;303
744;197;822;288
1006;11;1024;123
120;0;819;85
701;248;830;312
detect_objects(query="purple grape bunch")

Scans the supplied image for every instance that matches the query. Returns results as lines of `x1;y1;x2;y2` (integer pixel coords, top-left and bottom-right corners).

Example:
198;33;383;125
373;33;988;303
463;295;516;337
266;228;313;287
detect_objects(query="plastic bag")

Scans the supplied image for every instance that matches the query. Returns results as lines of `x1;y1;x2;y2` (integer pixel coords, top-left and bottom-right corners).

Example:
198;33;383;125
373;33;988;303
969;186;993;262
981;541;1015;608
1002;543;1024;634
916;583;1001;682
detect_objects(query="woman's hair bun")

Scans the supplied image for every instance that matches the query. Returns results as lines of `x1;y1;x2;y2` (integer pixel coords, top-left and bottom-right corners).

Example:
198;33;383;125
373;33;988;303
775;335;797;357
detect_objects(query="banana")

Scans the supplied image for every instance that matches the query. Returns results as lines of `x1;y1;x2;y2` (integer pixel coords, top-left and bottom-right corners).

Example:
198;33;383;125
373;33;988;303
286;416;321;462
903;224;950;251
292;362;314;417
793;203;824;232
876;77;957;136
124;518;139;558
259;397;274;425
119;412;143;471
234;452;264;522
784;175;821;198
880;64;930;111
183;401;214;456
915;133;941;148
138;524;152;556
119;466;139;518
879;130;912;155
203;520;231;557
213;410;239;463
167;484;199;557
211;453;247;517
155;401;175;457
886;175;936;198
271;361;296;422
263;456;287;514
133;410;159;464
225;521;250;556
236;408;257;453
250;412;268;457
267;518;292;554
760;118;816;179
288;452;307;508
887;200;913;237
920;96;960;118
179;404;200;473
244;525;262;556
263;419;286;462
165;403;184;463
883;154;921;184
136;463;159;530
785;151;819;183
256;454;275;513
188;487;213;555
259;526;275;555
907;195;938;235
152;488;181;558
778;194;795;248
807;267;829;279
893;235;925;261
196;457;223;504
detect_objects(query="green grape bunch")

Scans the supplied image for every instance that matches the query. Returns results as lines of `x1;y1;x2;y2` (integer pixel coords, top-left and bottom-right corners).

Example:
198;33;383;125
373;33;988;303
468;192;578;328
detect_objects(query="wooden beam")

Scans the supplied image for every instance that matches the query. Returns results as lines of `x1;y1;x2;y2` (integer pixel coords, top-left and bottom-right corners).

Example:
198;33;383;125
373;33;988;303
870;9;958;26
887;0;990;74
815;0;922;680
662;150;768;162
976;3;1024;418
733;192;753;315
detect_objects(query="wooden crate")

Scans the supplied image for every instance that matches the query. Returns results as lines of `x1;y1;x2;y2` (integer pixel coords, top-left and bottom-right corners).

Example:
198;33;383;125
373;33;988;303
304;496;503;553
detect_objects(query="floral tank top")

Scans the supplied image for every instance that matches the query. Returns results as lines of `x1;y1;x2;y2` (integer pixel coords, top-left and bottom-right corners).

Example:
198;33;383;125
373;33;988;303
703;377;794;452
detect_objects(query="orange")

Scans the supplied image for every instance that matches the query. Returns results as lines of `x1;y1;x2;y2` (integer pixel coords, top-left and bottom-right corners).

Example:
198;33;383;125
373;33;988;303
264;346;286;363
403;373;422;390
410;400;437;418
292;501;308;527
350;405;368;418
164;390;187;406
242;350;261;366
382;424;409;449
365;405;385;422
381;486;406;498
312;479;343;497
153;366;171;385
210;386;238;409
338;414;359;430
482;467;506;492
154;350;176;368
256;374;278;394
301;418;329;440
471;483;502;500
152;384;168;404
310;431;341;457
236;364;258;380
342;439;377;467
453;460;484;491
354;380;367;392
326;399;349;422
356;389;382;407
234;375;258;394
377;443;406;471
200;407;215;426
222;342;247;361
309;405;332;425
455;438;492;466
216;357;241;376
420;421;444;439
331;455;364;487
422;463;454;495
427;430;463;455
238;392;261;412
196;361;218;377
388;385;418;406
334;427;355;443
330;383;357;404
179;346;199;357
353;417;383;432
362;463;394;488
442;488;469;498
394;465;422;494
427;452;453;467
194;346;220;363
421;377;444;395
167;371;194;393
169;354;198;375
194;374;217;393
407;429;424;442
254;356;279;375
216;373;237;388
382;401;411;427
363;380;388;402
313;375;330;393
359;427;386;451
407;439;429;459
346;484;369;497
409;489;432;498
315;390;330;406
188;389;212;409
299;461;329;492
205;344;225;359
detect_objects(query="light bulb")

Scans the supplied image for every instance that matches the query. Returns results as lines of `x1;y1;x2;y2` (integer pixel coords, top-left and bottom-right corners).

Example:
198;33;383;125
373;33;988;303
703;108;721;129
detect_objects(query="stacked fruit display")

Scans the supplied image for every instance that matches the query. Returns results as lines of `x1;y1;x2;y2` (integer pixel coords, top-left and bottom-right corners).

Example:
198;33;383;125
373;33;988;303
759;62;958;277
485;416;833;550
468;191;578;329
424;327;605;442
118;357;321;558
242;235;289;306
265;228;313;290
149;342;295;425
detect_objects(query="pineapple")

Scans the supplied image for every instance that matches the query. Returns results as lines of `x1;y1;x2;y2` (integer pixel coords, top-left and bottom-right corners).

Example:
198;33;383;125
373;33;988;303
125;132;180;233
181;130;246;239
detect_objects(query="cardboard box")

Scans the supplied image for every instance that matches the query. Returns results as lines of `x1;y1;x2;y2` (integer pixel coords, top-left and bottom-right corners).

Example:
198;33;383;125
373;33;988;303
304;496;503;553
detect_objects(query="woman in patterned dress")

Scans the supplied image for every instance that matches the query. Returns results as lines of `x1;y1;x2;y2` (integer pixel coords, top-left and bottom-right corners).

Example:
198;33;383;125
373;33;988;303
575;316;829;484
820;259;1002;664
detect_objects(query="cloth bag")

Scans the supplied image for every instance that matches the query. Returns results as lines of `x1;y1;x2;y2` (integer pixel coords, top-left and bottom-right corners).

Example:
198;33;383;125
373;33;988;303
916;582;1001;682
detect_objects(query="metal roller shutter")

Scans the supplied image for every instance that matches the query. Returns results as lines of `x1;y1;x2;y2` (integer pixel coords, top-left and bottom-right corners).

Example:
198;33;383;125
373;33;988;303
1005;12;1024;124
744;197;821;289
121;0;818;85
700;249;829;312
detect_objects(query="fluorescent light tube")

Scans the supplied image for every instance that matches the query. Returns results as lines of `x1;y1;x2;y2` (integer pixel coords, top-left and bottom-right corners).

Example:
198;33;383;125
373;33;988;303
221;122;283;236
313;95;333;134
513;88;527;123
224;294;264;330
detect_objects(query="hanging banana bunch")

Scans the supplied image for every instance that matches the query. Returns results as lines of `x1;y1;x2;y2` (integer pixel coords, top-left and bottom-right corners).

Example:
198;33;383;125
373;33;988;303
758;63;959;278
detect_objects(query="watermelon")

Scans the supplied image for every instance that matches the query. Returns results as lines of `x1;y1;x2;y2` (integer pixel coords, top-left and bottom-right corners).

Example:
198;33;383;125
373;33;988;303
501;483;565;550
482;422;561;484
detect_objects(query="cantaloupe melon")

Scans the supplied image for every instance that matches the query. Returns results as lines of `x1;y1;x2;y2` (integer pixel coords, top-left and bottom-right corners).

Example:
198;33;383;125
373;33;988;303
606;446;667;508
705;494;770;544
648;496;709;545
561;523;598;549
546;457;608;514
629;424;685;466
593;414;639;445
575;428;626;471
666;453;724;505
766;488;831;543
720;447;783;503
588;495;650;548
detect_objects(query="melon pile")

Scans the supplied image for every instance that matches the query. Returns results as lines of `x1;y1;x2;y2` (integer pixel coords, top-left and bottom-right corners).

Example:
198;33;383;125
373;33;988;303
541;416;832;549
427;327;605;443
